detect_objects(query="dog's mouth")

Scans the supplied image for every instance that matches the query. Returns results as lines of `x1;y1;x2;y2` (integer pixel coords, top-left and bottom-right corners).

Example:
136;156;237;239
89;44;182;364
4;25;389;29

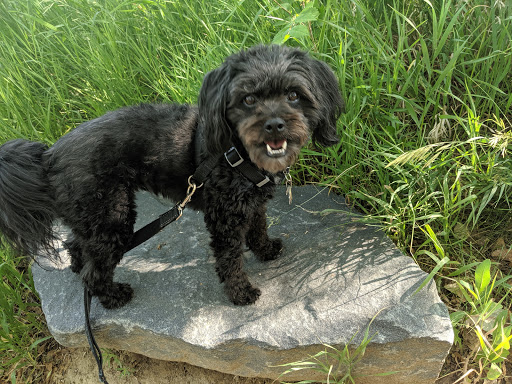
264;139;288;158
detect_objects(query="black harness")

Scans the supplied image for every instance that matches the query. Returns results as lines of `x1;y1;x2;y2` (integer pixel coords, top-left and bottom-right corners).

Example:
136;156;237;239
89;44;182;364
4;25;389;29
129;146;271;250
84;146;276;383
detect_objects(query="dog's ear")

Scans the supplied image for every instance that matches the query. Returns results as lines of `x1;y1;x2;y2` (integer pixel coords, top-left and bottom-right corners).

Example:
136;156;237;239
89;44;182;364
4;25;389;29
309;59;344;147
198;63;233;156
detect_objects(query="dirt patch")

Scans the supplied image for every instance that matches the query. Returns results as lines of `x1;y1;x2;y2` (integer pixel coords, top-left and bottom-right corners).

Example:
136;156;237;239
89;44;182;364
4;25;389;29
42;347;277;384
29;343;512;384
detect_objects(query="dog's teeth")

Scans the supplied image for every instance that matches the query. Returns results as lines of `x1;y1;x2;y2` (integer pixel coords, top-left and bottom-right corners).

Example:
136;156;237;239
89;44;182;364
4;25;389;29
266;141;287;156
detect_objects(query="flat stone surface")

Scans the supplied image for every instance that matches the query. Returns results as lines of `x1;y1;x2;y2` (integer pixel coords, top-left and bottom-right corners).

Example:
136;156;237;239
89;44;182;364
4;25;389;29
32;186;453;383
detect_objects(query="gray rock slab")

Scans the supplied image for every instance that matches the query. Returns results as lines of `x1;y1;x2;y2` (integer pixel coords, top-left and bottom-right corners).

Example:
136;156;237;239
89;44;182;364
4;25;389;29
32;186;453;383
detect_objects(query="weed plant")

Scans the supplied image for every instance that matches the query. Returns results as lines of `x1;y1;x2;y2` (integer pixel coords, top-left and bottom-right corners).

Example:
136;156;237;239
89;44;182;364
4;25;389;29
0;0;511;382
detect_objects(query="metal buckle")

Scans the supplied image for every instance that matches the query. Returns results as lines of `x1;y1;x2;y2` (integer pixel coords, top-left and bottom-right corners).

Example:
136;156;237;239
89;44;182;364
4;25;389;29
224;147;244;167
256;177;270;187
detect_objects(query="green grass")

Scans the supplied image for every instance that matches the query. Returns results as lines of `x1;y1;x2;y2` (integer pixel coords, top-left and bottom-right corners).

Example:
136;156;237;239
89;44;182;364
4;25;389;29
1;0;511;382
0;250;50;382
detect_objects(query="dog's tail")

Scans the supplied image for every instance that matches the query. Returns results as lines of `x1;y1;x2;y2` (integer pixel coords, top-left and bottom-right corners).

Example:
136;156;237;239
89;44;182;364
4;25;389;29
0;139;57;256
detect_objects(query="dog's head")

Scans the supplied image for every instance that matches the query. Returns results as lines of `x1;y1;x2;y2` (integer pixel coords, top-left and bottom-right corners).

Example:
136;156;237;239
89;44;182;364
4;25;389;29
198;45;344;173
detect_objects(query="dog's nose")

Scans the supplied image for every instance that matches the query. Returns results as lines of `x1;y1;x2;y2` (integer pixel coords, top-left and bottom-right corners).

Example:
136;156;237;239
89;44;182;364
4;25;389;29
264;118;285;133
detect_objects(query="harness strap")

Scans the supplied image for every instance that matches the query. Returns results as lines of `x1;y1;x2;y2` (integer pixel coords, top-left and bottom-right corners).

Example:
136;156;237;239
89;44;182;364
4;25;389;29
190;155;218;185
224;147;270;187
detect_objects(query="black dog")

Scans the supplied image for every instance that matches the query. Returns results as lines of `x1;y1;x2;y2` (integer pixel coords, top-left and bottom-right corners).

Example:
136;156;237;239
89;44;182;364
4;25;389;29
0;45;343;308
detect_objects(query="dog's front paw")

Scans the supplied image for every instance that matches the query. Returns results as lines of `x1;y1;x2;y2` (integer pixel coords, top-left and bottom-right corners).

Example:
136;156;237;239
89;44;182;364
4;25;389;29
255;238;283;262
226;280;261;306
98;282;134;309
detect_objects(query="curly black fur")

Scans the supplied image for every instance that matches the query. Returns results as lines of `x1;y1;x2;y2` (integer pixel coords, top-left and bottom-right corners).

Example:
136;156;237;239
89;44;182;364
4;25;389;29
0;45;343;308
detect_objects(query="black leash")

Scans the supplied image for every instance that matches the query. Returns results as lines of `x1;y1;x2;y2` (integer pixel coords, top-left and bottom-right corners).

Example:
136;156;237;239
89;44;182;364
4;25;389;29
128;176;200;250
84;288;108;384
83;146;273;383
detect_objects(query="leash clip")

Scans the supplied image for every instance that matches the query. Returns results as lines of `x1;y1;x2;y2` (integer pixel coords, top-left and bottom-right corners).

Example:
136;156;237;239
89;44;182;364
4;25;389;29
178;175;203;212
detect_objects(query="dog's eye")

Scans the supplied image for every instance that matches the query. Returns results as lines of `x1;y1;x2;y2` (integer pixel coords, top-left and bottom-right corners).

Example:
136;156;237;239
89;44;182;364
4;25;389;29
287;91;299;102
243;95;256;106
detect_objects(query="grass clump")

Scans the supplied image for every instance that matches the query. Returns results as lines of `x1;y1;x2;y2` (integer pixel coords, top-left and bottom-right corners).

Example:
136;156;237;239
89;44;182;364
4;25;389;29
0;250;51;382
0;0;511;382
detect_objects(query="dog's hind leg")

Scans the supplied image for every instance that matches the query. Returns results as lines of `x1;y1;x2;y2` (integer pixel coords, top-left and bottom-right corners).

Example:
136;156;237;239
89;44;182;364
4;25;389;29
80;242;134;309
64;235;84;274
78;221;135;309
62;185;137;309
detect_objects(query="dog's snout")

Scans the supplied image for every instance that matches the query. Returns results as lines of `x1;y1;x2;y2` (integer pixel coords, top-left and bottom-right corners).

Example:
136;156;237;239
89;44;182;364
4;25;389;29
263;118;285;133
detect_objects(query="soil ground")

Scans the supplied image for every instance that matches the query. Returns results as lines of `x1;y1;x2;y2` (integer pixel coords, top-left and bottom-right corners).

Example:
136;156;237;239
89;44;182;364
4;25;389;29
39;345;512;384
42;347;276;384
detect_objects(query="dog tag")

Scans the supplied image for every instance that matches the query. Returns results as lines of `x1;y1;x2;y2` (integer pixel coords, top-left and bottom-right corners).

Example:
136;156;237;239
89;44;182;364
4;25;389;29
284;168;293;204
